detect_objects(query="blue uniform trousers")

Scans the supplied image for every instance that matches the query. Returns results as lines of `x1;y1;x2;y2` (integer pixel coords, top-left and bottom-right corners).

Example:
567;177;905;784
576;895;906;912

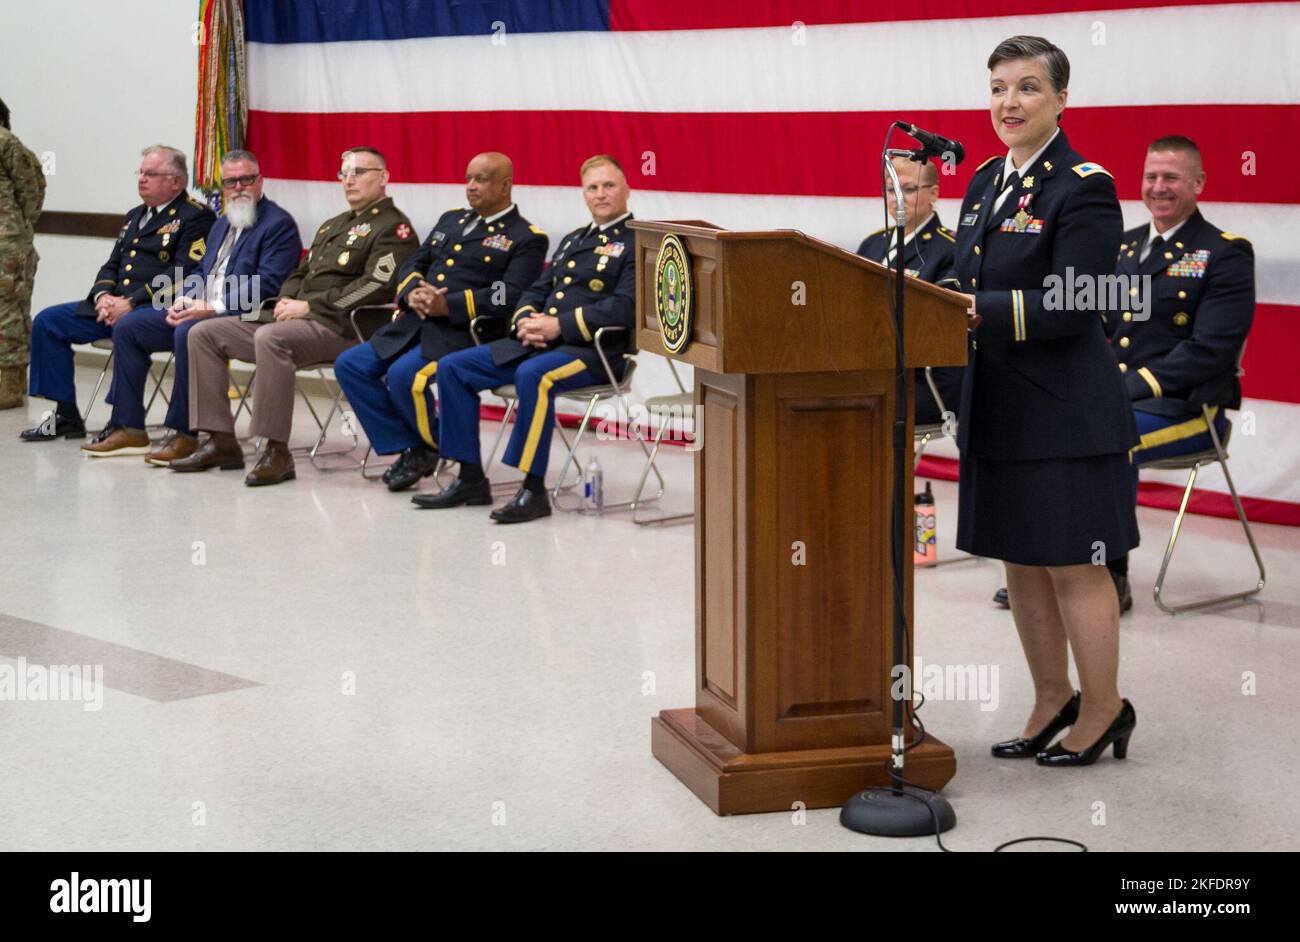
333;338;443;455
436;346;599;477
28;302;113;404
107;307;200;433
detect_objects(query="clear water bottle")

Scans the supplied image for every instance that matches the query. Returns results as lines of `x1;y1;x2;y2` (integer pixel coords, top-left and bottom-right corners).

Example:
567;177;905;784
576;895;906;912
583;455;604;513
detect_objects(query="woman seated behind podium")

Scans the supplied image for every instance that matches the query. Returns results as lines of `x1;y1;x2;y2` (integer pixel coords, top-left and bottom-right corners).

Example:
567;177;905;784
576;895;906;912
953;36;1138;766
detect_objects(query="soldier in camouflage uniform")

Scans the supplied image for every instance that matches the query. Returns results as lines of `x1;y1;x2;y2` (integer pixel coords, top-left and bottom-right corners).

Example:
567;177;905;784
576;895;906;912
0;97;46;409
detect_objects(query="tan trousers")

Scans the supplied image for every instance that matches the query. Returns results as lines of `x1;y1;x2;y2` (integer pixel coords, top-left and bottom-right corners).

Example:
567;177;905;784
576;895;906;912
188;316;355;443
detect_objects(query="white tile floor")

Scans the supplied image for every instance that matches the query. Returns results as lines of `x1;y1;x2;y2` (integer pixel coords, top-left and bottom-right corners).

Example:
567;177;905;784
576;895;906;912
1;365;1297;851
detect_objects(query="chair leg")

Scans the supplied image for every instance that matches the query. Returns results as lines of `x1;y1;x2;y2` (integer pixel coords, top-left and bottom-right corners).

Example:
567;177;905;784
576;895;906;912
551;395;600;510
484;399;516;473
231;367;254;424
914;430;935;471
304;369;361;470
83;350;113;422
1153;454;1266;615
631;413;690;526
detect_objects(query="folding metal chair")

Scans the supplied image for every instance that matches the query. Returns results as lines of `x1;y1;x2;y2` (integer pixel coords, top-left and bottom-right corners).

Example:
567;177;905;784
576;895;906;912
913;366;955;470
82;338;174;429
485;327;648;511
1147;404;1266;614
630;357;694;525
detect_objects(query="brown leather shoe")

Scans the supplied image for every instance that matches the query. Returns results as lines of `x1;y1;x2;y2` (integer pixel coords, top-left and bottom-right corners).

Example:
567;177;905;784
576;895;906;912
245;440;295;486
81;427;151;457
170;432;246;472
145;432;199;466
0;367;26;410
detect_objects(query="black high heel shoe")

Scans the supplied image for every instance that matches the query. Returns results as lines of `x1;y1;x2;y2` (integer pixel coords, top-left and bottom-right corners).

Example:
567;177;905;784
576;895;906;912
991;691;1080;758
1036;699;1136;767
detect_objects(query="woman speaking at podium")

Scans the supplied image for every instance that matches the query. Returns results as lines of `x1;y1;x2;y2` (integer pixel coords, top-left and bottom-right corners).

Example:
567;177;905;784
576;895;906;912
952;35;1138;766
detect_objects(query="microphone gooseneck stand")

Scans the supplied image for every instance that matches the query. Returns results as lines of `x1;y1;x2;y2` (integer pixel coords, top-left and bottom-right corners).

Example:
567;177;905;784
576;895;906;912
839;142;957;838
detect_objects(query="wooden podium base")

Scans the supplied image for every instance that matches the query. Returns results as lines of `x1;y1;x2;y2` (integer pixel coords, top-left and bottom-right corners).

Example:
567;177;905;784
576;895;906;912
652;709;957;816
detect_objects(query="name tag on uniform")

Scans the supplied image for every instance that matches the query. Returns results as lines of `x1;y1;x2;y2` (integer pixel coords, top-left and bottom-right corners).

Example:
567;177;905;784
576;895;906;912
594;242;625;257
961;213;979;227
432;230;447;244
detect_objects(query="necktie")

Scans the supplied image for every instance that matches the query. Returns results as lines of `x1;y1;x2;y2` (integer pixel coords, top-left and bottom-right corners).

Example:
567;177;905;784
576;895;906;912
1140;234;1165;264
140;208;154;229
463;216;483;236
206;226;239;302
993;171;1021;214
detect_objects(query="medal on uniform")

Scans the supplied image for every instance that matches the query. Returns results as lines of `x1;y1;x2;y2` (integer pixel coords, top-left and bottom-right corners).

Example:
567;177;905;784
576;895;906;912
338;251;350;265
1012;193;1033;231
161;235;170;246
589;278;605;291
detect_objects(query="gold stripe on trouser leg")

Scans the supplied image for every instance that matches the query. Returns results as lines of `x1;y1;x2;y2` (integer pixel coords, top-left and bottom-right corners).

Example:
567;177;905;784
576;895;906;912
1131;406;1219;457
517;359;588;473
411;361;440;447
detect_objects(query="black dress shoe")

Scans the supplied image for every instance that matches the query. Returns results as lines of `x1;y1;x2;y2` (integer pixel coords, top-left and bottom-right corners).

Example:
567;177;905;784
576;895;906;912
411;477;492;509
1037;699;1136;767
386;446;439;493
1111;571;1133;614
991;691;1081;758
19;414;86;441
993;587;1009;608
490;486;552;524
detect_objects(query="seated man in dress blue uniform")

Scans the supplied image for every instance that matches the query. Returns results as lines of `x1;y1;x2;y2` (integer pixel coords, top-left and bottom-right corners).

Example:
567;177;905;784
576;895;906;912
857;155;963;425
414;154;636;524
333;152;548;492
1105;134;1255;599
21;145;215;442
80;149;301;461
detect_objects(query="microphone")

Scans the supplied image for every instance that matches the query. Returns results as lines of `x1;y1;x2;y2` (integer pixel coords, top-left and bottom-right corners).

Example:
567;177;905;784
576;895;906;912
893;121;965;165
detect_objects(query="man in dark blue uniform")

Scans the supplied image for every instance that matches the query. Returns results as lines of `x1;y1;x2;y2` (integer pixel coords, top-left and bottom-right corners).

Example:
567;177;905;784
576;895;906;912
333;152;548;492
414;154;636;524
1103;134;1255;601
21;145;215;442
857;155;962;425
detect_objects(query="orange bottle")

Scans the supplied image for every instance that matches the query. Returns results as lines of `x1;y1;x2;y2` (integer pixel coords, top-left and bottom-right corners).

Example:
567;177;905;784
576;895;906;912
914;482;938;567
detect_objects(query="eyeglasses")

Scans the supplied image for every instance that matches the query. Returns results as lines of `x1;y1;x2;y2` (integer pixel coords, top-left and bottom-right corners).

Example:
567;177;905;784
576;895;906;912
136;170;180;179
221;173;261;189
337;167;383;181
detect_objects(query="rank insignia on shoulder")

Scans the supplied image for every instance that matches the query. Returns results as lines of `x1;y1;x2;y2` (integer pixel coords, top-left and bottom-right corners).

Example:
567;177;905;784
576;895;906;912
483;234;513;251
936;227;956;242
975;155;1000;173
594;242;625;257
529;224;546;235
1220;232;1250;243
189;238;205;261
1072;162;1113;179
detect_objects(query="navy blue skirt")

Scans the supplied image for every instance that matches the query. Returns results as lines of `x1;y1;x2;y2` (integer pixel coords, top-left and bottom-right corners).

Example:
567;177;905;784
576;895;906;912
956;452;1140;566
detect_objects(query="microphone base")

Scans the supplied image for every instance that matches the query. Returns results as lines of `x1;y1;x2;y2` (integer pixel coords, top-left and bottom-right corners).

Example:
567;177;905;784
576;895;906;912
839;785;956;837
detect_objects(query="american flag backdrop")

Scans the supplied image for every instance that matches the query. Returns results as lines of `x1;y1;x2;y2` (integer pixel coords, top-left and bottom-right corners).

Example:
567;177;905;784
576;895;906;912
242;0;1300;523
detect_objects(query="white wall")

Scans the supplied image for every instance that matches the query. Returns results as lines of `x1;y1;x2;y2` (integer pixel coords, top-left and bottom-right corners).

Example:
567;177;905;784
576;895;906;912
1;0;201;313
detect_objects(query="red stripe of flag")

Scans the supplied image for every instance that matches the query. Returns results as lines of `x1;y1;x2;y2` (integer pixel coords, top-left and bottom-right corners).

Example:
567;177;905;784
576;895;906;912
608;0;1281;30
249;104;1298;203
1241;304;1300;405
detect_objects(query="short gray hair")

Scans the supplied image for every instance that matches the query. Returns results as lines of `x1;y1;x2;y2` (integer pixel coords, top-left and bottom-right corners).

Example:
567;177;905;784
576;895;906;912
221;149;260;170
987;35;1070;94
142;144;188;179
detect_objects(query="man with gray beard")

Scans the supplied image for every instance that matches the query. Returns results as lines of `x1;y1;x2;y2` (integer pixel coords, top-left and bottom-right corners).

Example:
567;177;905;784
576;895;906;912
82;150;301;462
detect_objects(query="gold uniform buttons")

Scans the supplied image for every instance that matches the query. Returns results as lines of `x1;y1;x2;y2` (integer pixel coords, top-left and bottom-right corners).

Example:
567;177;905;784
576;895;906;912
974;245;981;255
125;264;133;272
563;276;572;284
123;278;131;285
129;250;137;257
132;238;140;244
446;259;455;266
1164;251;1174;260
555;291;565;300
922;232;932;240
483;256;491;263
548;306;558;314
1129;286;1139;297
436;273;446;282
371;207;379;215
1175;242;1184;249
1178;290;1187;299
1119;337;1131;348
567;260;576;268
970;277;977;287
1174;312;1190;326
1119;363;1129;373
454;244;462;252
1122;312;1133;322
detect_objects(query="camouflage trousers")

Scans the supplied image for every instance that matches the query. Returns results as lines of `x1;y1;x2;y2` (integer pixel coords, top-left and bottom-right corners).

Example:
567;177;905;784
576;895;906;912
0;243;39;368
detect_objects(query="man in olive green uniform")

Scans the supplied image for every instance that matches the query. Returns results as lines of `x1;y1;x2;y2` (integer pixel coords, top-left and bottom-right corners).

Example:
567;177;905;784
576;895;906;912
174;146;418;485
0;97;46;409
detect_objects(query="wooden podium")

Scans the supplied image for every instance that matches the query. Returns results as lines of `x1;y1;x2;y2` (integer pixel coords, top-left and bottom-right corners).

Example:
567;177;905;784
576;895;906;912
632;219;970;815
